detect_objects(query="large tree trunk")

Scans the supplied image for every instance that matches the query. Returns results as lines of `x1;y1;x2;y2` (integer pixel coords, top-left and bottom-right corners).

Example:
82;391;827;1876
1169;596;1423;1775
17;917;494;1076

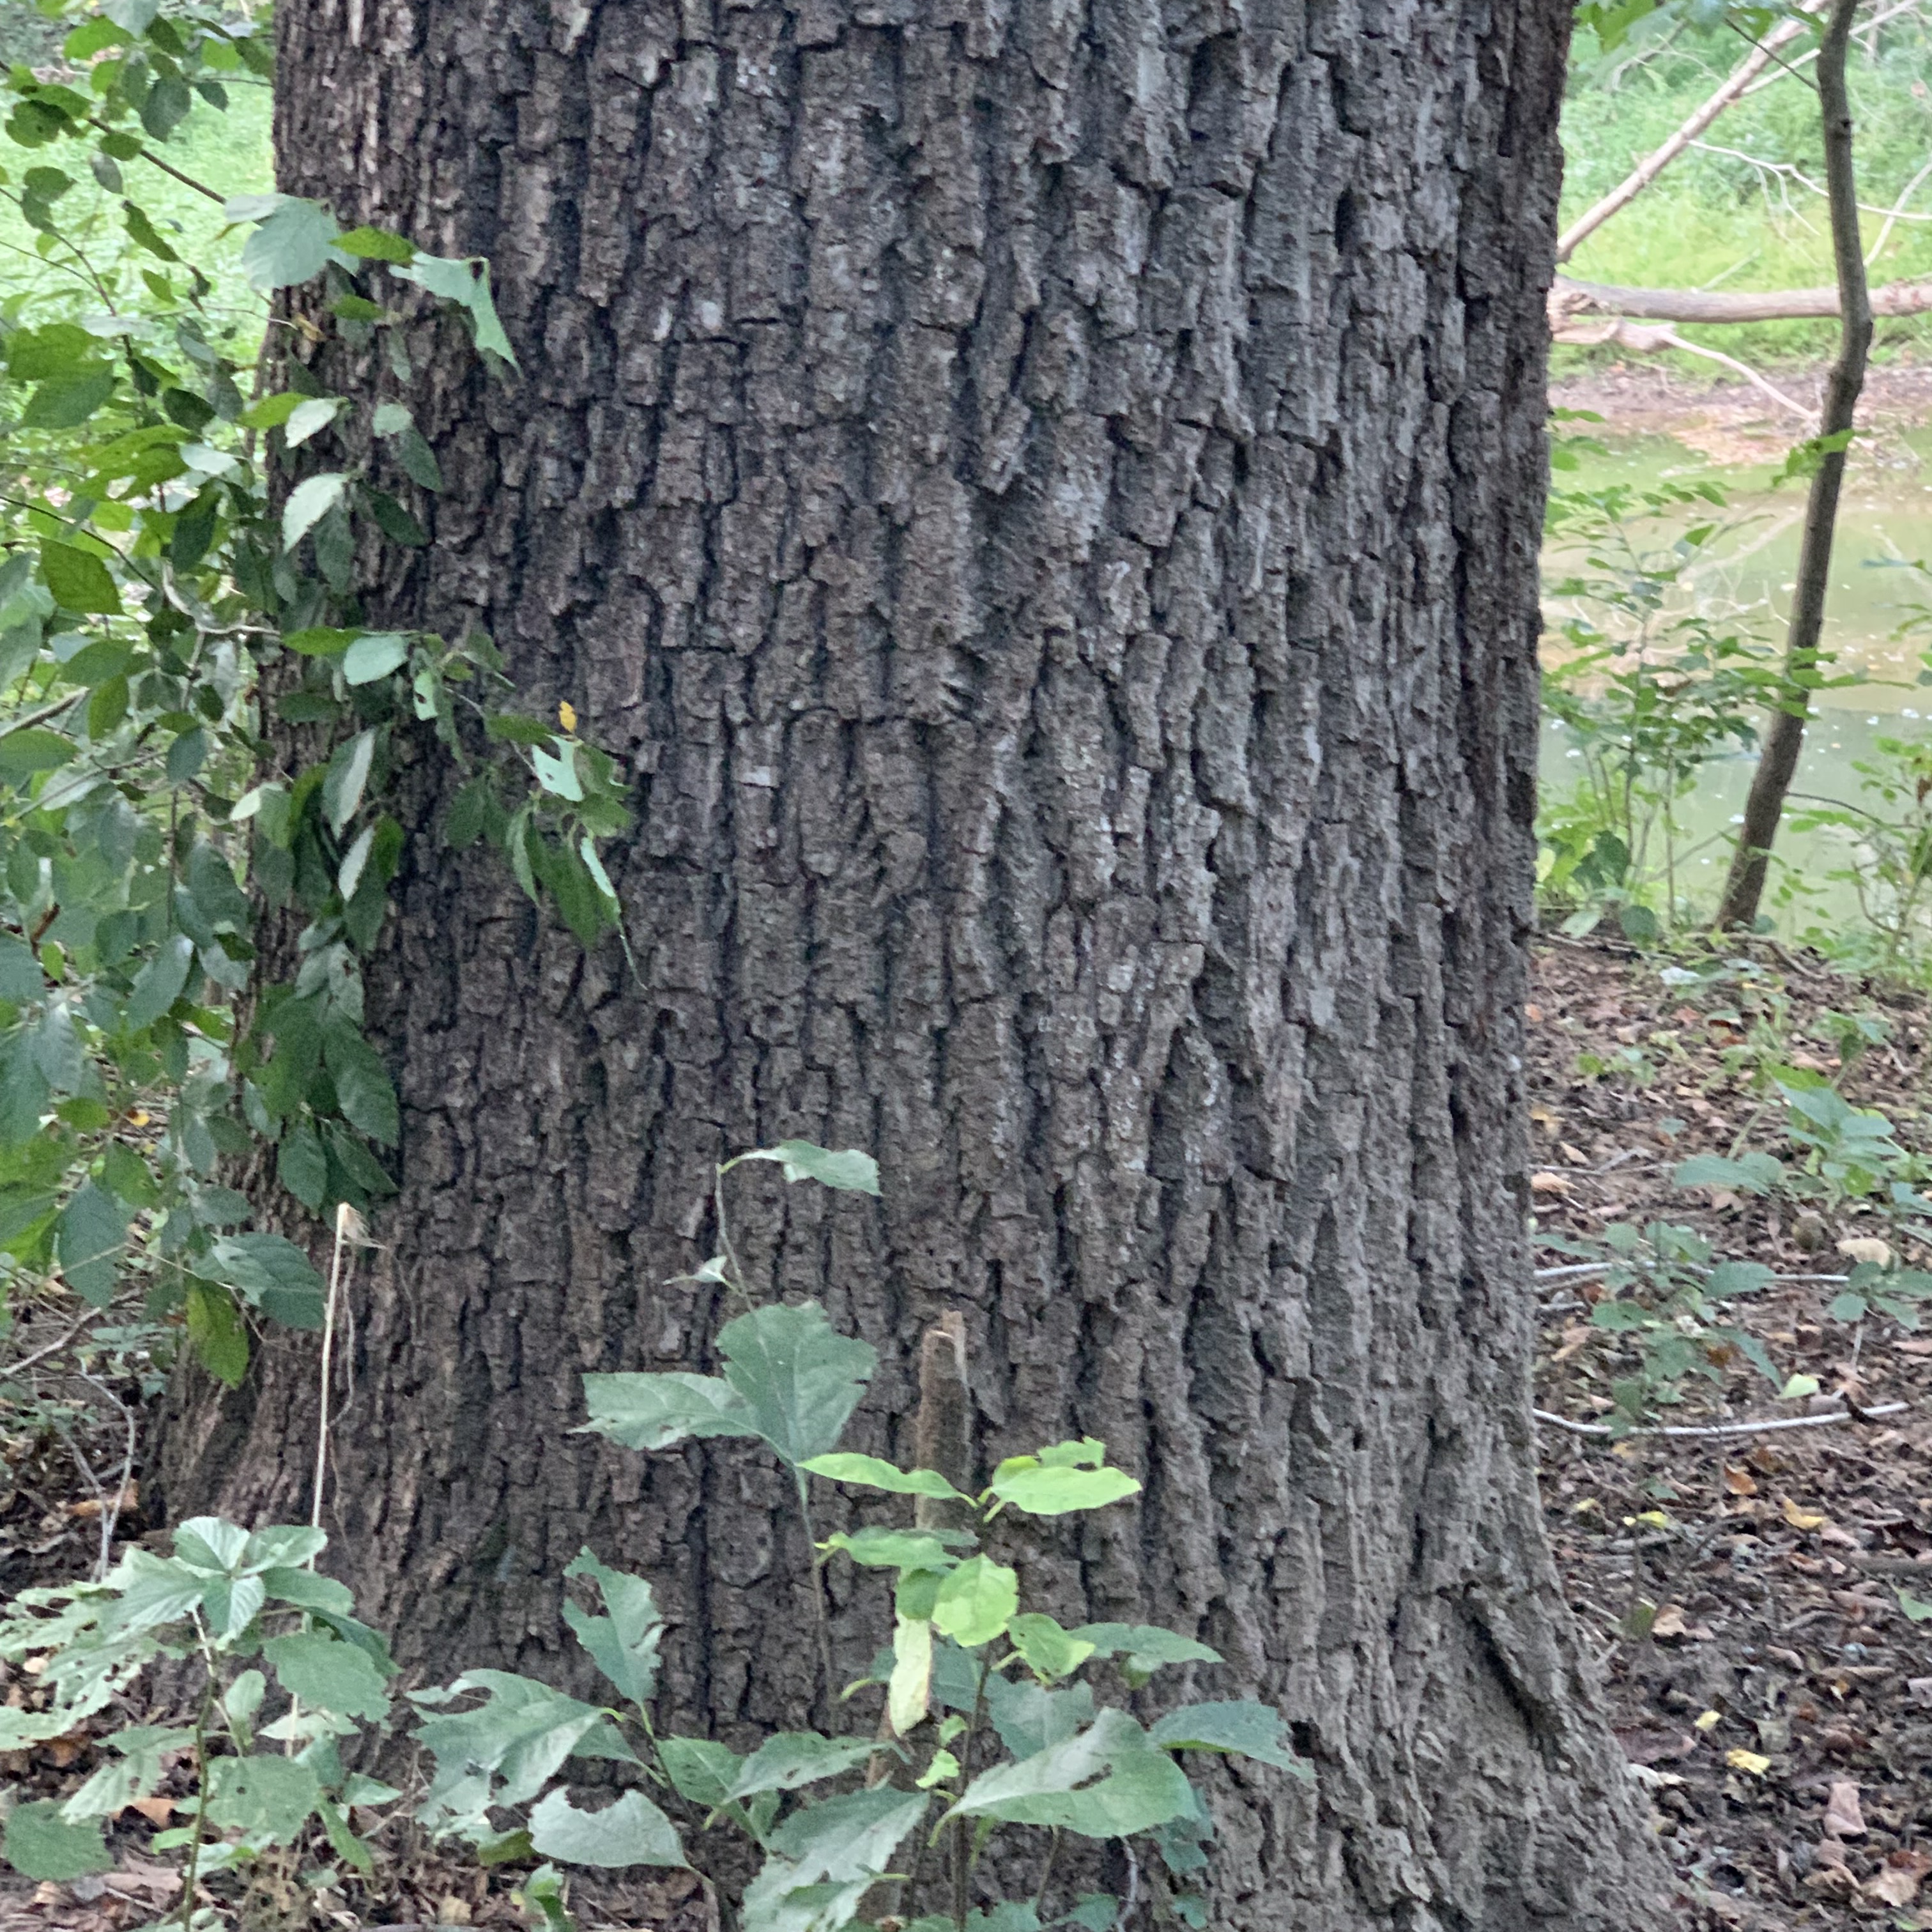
157;0;1667;1920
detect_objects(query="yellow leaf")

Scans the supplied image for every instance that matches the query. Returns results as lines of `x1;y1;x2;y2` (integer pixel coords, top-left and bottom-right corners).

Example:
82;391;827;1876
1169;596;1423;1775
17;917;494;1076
558;700;577;733
1781;1497;1828;1531
1726;1749;1771;1777
887;1614;931;1736
1694;1709;1722;1733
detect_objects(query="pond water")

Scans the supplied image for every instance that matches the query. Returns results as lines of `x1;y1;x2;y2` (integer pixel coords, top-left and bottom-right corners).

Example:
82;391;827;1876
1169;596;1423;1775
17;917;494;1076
1538;427;1932;927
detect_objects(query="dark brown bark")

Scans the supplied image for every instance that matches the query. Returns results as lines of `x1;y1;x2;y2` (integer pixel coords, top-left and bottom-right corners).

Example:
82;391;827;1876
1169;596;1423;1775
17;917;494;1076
155;0;1667;1921
1717;0;1873;931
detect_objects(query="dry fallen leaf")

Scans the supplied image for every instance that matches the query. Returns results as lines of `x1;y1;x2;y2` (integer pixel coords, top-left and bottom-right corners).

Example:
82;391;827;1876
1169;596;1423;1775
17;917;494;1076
1530;1170;1572;1196
1836;1236;1894;1268
1866;1851;1932;1907
1560;1141;1591;1167
1652;1605;1689;1639
1694;1708;1723;1733
1823;1780;1866;1837
1552;1323;1593;1363
1526;1003;1545;1024
1899;1337;1932;1357
1781;1497;1829;1531
127;1796;176;1826
1722;1464;1759;1497
1726;1749;1772;1776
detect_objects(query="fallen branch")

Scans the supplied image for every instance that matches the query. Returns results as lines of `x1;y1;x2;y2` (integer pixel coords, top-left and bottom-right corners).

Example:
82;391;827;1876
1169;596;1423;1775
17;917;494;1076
1549;272;1932;328
1551;318;1813;419
1534;1400;1907;1439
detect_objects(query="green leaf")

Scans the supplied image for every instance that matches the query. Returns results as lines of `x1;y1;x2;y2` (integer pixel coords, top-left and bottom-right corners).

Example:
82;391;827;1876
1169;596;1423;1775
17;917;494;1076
989;1464;1140;1517
726;1733;878;1801
40;542;121;615
412;1671;626;1813
931;1558;1017;1648
1896;1586;1932;1623
821;1528;962;1571
323;728;376;834
56;1182;128;1307
231;192;343;291
717;1301;877;1466
62;1727;187;1823
657;1736;744;1809
1006;1614;1096;1683
205;1753;322;1844
948;1710;1192;1839
0;935;42;1002
185;1277;249;1385
0;729;75;779
192;1236;322;1330
578;1370;758;1450
763;1786;928;1882
263;1631;390;1719
260;1567;353;1615
333;224;415;264
527;1788;687;1869
1147;1699;1311;1779
562;1548;663;1705
1068;1623;1220;1687
1705;1261;1774;1299
737;1142;880;1195
284;395;343;448
799;1453;969;1502
342;632;408;686
323;1020;399;1146
2;1800;111;1880
279;1119;328;1211
981;1676;1094;1761
395;253;518;367
125;932;194;1030
22;371;116;429
739;1869;873;1932
1671;1152;1782;1195
283;472;348;551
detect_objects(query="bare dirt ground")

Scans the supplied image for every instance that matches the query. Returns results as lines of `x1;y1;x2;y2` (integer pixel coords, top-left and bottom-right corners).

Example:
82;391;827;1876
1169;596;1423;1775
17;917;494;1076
1550;356;1932;465
10;935;1932;1928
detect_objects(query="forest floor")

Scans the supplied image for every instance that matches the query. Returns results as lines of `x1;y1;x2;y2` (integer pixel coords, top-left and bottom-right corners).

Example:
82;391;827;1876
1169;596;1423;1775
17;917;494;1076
8;937;1932;1927
1529;937;1932;1930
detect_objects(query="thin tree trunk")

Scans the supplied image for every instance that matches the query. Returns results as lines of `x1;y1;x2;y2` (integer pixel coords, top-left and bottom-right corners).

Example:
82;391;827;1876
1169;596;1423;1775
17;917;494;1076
155;0;1669;1921
1717;0;1873;931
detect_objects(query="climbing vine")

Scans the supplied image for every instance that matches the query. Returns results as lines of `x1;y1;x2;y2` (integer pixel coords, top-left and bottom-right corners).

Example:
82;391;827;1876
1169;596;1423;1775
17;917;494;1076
0;0;629;1381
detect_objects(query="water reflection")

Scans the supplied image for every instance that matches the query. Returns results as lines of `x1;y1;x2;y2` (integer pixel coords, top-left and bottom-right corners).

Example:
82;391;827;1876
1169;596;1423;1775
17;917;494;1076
1538;429;1932;924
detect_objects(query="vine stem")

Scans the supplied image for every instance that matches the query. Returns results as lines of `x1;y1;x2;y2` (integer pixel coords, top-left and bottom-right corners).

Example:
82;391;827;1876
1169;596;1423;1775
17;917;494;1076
953;1656;993;1932
178;1640;218;1932
1031;1828;1063;1917
793;1471;837;1724
309;1203;358;1533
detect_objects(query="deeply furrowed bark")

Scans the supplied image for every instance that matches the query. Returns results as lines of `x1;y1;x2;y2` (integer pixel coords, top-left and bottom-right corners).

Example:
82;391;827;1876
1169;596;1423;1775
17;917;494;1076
157;0;1669;1920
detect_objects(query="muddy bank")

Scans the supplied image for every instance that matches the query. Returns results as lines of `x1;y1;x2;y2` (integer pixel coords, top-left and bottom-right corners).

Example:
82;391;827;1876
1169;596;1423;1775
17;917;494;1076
1550;357;1932;463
